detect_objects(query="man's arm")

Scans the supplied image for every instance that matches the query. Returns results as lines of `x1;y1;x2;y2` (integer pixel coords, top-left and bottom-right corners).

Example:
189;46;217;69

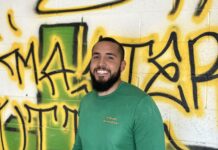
133;96;165;150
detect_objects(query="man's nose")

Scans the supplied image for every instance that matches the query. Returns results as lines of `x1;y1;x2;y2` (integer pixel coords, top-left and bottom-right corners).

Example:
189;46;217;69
98;57;106;67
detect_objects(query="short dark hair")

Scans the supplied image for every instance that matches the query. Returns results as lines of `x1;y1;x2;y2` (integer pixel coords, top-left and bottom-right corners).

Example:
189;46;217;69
97;37;125;60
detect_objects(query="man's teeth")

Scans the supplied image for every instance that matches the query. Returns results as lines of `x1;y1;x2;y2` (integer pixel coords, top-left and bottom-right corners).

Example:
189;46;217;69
97;70;108;74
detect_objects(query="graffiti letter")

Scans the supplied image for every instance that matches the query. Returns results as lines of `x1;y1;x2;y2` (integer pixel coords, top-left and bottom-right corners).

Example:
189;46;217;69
14;105;27;150
62;105;78;135
188;31;218;109
39;41;75;95
24;104;58;150
15;41;38;84
0;99;9;150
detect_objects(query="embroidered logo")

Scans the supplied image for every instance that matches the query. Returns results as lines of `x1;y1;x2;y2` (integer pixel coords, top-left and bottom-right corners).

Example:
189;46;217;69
103;116;119;125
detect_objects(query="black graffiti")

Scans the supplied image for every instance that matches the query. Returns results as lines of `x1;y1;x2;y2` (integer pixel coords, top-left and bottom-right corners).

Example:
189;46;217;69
62;105;78;134
17;42;39;84
122;40;155;83
70;84;89;95
0;102;78;150
0;50;16;76
14;106;27;150
0;23;217;150
168;0;209;17
24;104;58;150
0;99;9;150
35;0;127;14
169;0;180;15
188;32;218;109
0;25;88;96
35;0;210;17
145;31;189;112
7;11;18;31
39;41;75;95
164;123;182;150
194;0;208;16
38;23;90;96
0;42;38;85
0;25;217;112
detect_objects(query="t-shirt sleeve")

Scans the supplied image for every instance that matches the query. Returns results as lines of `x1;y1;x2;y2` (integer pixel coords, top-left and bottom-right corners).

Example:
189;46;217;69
133;96;165;150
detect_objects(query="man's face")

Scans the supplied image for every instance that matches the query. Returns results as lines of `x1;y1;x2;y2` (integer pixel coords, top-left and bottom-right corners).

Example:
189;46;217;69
90;41;125;91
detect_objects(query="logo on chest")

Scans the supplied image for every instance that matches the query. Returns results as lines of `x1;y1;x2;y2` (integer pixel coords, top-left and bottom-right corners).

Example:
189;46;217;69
103;116;119;125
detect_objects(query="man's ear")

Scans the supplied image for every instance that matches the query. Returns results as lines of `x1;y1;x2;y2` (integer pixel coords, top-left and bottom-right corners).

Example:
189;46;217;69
120;60;126;72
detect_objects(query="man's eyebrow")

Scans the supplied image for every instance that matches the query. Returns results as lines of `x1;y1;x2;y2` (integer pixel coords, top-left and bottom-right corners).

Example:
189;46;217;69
92;52;100;55
92;52;117;57
106;53;117;57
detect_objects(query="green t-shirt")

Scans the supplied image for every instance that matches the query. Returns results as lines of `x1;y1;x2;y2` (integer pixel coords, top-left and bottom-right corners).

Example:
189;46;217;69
73;82;165;150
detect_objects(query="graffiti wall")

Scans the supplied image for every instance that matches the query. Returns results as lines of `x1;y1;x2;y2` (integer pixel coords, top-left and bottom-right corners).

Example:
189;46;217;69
0;0;217;149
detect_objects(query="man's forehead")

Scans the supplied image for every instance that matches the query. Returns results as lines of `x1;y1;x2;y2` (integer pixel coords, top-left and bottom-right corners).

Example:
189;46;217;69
92;41;120;53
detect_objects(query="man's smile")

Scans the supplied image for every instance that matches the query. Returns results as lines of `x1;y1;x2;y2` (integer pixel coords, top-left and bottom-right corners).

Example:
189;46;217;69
96;69;109;75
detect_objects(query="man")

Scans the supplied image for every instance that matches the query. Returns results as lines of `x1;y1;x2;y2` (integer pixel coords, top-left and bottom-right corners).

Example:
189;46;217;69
73;37;165;150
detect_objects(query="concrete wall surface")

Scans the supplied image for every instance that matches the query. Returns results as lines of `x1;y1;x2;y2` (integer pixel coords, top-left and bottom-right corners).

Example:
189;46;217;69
0;0;217;150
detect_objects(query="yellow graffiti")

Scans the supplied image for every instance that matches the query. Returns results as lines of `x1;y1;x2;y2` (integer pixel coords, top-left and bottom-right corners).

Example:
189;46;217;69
76;25;86;79
38;36;66;98
37;0;131;14
0;19;217;150
192;0;213;24
5;38;39;90
186;26;218;116
7;9;22;37
11;101;27;150
6;42;24;88
168;0;184;21
0;97;9;150
10;100;77;150
0;35;3;41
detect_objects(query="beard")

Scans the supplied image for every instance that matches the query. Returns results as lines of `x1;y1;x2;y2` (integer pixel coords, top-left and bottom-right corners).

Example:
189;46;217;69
90;67;121;92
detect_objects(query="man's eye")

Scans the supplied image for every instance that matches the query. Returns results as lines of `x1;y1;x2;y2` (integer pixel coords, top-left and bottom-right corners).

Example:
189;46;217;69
108;56;114;60
92;55;99;59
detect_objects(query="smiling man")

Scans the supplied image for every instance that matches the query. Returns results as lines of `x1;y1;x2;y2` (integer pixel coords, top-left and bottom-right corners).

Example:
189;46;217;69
72;37;165;150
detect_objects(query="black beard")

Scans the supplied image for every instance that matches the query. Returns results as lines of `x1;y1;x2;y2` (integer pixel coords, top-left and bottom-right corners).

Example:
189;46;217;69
90;68;121;92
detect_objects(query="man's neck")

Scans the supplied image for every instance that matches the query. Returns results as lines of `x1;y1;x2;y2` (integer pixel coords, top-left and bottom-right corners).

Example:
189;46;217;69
97;80;122;96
